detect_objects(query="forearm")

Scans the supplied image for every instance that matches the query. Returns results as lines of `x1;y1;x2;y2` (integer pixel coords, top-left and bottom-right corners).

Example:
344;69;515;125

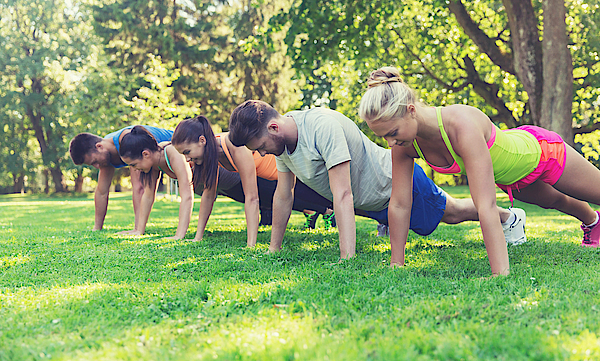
333;191;356;259
174;194;193;239
132;185;144;230
388;204;411;265
93;190;109;230
196;191;216;241
479;206;510;275
270;193;293;251
136;191;155;234
244;196;260;247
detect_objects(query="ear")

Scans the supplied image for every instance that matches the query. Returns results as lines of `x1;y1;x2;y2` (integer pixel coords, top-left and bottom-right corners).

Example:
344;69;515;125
267;120;279;135
141;149;151;158
406;103;417;116
95;142;103;151
198;135;206;145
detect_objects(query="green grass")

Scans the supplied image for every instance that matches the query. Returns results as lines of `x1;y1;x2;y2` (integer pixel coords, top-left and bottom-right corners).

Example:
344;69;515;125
1;187;600;360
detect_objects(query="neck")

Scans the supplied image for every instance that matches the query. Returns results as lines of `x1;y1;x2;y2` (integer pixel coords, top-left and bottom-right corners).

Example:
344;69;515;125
101;139;121;165
281;115;299;152
416;106;440;140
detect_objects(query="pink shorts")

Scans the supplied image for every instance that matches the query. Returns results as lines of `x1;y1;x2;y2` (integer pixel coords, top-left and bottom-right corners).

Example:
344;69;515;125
496;126;566;203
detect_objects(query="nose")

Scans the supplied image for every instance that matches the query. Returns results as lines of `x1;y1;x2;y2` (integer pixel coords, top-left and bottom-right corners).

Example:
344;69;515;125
259;150;266;157
386;138;396;147
185;156;191;162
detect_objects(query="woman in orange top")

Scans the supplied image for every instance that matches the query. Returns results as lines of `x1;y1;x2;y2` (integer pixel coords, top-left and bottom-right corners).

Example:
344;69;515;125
171;115;333;246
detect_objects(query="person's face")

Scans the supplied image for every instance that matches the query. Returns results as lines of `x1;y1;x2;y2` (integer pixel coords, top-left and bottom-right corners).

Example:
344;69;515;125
121;150;155;173
173;136;206;165
83;147;111;169
245;132;286;157
367;107;418;148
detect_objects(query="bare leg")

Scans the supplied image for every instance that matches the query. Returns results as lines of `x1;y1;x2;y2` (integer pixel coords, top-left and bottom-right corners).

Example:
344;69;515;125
510;179;595;225
441;192;512;224
551;144;600;224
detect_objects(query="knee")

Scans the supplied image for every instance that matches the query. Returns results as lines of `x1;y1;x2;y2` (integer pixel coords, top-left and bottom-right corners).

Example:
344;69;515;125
537;193;569;210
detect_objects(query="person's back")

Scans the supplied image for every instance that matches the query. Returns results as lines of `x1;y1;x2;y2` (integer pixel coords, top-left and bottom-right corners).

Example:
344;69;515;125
278;107;391;211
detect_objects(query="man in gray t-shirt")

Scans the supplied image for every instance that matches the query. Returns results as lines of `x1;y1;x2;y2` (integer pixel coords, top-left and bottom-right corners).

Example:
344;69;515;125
228;100;517;261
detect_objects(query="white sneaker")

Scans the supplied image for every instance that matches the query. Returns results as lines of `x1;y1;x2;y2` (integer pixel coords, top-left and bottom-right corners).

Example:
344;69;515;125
502;208;527;245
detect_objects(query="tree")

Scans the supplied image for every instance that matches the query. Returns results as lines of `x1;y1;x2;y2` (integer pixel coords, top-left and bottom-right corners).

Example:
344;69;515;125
92;0;301;130
0;0;98;192
278;0;600;145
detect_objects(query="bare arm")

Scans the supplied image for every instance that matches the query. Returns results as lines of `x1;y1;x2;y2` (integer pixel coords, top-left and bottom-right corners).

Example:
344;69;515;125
195;185;218;241
130;168;145;231
121;169;159;235
452;110;509;275
327;161;356;260
388;146;415;266
93;166;115;230
167;146;194;239
227;136;260;247
270;170;295;252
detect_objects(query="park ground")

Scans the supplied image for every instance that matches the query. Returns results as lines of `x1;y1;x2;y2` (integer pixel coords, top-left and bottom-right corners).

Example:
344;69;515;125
1;186;600;360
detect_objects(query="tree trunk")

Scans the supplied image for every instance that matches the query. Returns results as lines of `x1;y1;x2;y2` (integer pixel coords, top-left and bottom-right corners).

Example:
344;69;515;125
74;172;84;193
502;0;543;125
12;173;24;194
43;169;50;194
540;0;574;145
50;166;65;192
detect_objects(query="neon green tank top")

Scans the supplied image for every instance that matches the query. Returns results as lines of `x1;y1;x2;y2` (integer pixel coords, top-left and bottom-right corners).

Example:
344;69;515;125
412;108;541;185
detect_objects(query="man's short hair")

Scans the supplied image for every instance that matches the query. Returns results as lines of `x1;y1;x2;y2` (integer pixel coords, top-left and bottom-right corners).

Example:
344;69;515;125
229;100;280;147
69;133;103;165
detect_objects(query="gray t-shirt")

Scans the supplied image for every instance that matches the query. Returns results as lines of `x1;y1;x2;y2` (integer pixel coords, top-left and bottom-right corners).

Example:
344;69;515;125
276;108;392;211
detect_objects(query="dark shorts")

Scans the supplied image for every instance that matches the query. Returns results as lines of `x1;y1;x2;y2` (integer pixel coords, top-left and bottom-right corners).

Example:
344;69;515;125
362;163;446;236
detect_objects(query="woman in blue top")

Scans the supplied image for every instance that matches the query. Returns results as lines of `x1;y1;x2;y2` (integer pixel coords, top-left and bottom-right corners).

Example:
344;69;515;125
119;126;194;240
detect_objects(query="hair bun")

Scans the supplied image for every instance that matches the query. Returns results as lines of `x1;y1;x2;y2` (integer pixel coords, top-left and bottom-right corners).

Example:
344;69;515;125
366;67;403;88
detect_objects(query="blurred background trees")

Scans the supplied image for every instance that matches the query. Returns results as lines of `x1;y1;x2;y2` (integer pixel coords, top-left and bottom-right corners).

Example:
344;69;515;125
0;0;598;193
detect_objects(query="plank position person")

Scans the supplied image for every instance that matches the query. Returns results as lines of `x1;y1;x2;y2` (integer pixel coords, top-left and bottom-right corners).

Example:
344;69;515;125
69;126;173;232
170;115;335;246
360;66;600;275
227;100;526;261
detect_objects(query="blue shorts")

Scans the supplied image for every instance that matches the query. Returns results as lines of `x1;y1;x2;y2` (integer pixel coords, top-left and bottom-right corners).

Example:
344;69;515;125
362;163;446;236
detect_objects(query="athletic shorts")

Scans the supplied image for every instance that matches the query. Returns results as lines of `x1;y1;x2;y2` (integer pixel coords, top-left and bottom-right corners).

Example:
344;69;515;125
362;163;446;236
496;125;566;201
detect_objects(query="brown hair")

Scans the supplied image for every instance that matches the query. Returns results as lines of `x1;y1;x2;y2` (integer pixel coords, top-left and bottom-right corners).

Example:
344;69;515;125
69;133;103;165
119;126;161;187
172;115;218;191
228;100;279;147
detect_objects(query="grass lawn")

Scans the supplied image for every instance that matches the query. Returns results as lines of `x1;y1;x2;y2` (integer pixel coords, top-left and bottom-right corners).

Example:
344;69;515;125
1;186;600;360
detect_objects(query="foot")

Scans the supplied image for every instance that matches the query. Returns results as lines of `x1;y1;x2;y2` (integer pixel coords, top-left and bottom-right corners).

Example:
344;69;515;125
502;208;527;245
376;223;389;237
304;212;320;229
323;212;336;230
581;211;600;247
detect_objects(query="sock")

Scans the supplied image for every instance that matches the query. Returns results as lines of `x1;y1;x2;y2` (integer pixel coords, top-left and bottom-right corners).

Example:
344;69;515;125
502;210;516;226
585;212;599;227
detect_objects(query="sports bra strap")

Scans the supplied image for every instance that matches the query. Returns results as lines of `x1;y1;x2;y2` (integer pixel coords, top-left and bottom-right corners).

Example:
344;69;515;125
163;144;175;173
436;107;462;163
216;134;239;172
